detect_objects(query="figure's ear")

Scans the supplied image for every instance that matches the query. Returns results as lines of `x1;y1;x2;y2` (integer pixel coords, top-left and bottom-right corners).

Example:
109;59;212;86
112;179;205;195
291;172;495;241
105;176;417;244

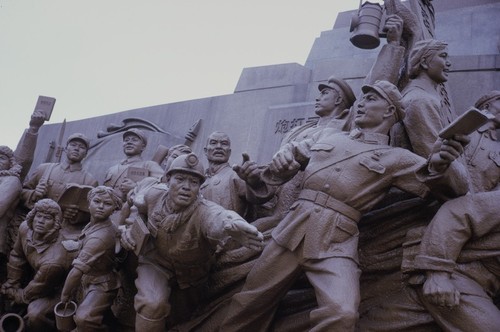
383;105;396;119
334;95;344;106
420;57;429;70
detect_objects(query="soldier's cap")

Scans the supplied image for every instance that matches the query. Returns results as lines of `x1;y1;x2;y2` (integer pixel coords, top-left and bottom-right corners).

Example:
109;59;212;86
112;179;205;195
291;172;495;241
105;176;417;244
318;76;356;108
475;90;500;110
66;133;90;149
362;80;405;121
166;153;205;183
123;128;148;145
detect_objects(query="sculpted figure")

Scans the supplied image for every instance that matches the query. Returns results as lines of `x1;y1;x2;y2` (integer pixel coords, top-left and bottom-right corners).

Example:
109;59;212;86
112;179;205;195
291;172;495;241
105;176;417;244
103;128;163;202
0;146;23;258
21;133;98;239
409;191;500;331
161;144;192;172
120;153;263;331
60;186;122;331
200;131;265;220
220;80;469;332
465;90;500;193
1;199;69;331
401;39;453;157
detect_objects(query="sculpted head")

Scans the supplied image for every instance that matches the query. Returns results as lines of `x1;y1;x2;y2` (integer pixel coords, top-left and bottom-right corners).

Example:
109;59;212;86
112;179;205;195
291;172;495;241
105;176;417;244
26;198;62;239
316;76;355;117
408;39;450;83
165;153;205;210
356;80;404;132
87;186;123;221
65;133;90;163
475;90;500;128
204;131;231;164
163;144;192;172
0;146;21;174
122;128;147;157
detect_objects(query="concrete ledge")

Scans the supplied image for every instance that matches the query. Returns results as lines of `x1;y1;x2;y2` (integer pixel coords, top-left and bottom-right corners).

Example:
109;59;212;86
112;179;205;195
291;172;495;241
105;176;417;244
234;63;311;92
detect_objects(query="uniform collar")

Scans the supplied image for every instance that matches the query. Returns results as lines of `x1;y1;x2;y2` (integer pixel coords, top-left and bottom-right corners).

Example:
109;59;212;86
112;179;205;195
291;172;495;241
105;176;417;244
121;155;143;165
348;129;389;145
60;160;83;171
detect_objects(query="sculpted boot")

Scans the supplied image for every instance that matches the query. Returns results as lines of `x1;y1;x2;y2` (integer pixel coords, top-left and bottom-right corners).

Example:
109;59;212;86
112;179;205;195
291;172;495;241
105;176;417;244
135;313;166;332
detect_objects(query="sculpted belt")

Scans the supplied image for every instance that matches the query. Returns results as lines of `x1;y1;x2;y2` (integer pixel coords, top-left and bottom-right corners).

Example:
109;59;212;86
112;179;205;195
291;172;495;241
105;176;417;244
298;189;362;222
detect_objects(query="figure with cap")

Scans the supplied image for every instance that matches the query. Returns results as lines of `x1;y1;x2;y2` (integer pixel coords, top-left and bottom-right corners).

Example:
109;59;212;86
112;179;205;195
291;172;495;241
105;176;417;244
0;146;22;258
220;80;470;332
119;152;264;331
103;128;164;202
60;186;123;331
21;133;98;239
463;90;500;193
1;198;70;331
234;14;407;223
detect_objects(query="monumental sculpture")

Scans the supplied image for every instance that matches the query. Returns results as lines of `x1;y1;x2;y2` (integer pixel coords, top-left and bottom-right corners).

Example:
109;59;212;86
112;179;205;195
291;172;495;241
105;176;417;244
0;1;498;331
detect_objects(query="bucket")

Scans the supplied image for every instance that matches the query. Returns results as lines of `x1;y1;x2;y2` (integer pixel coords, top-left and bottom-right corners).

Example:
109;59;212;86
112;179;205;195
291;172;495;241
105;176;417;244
54;301;77;331
0;313;25;332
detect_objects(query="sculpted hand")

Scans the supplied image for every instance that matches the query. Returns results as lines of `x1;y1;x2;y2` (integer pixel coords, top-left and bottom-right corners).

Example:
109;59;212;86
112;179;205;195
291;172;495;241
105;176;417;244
233;153;263;188
423;271;460;307
60;292;71;304
224;216;264;251
429;134;470;173
269;148;301;174
120;226;136;251
63;205;79;220
120;178;136;194
384;14;404;45
29;109;46;133
33;182;48;201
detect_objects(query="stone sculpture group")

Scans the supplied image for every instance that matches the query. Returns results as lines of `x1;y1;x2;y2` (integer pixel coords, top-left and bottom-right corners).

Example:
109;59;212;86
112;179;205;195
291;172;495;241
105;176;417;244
0;0;499;331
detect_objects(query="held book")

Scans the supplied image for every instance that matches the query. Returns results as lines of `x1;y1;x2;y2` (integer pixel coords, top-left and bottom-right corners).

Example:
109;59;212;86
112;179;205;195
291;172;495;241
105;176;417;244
129;214;150;256
34;95;56;121
439;107;495;139
127;167;150;182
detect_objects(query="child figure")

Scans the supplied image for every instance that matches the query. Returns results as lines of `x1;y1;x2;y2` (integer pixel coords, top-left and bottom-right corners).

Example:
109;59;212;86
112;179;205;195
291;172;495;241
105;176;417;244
61;186;122;331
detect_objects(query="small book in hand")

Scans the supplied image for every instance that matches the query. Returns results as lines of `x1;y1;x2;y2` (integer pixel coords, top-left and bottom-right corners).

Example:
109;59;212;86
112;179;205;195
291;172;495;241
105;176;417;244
439;107;495;139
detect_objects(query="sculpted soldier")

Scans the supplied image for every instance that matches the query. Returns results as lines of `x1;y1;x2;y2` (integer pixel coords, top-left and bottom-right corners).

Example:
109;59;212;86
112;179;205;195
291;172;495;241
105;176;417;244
1;199;70;331
0;146;23;258
120;153;263;331
235;15;406;224
220;80;469;331
161;144;191;172
21;133;98;238
465;90;500;193
60;186;122;331
104;128;163;201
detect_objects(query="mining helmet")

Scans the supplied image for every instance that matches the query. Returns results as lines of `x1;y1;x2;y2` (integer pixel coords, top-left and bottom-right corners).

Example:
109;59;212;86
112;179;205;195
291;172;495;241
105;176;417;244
166;153;205;183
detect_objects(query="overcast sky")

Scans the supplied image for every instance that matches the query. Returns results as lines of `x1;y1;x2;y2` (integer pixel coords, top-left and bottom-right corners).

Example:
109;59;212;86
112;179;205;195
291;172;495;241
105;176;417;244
0;0;359;149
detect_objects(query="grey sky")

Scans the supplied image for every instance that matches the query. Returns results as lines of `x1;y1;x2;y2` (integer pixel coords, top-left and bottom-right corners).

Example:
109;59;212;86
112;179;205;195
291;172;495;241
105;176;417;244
0;0;359;149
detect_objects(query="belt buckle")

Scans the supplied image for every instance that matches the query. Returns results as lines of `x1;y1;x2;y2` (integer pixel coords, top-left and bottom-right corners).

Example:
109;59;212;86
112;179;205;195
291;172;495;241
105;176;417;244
314;191;329;207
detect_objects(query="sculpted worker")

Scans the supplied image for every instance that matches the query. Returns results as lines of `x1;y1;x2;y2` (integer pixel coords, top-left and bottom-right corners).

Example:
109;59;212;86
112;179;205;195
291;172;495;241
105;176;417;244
61;186;122;331
0;146;23;258
221;80;469;332
120;153;264;331
1;199;70;331
406;191;500;331
200;131;265;220
104;128;163;202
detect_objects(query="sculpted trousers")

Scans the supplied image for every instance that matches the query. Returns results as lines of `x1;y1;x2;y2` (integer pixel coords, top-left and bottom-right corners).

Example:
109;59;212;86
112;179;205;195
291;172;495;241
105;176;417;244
25;296;59;331
134;261;171;331
74;288;117;332
220;239;361;332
